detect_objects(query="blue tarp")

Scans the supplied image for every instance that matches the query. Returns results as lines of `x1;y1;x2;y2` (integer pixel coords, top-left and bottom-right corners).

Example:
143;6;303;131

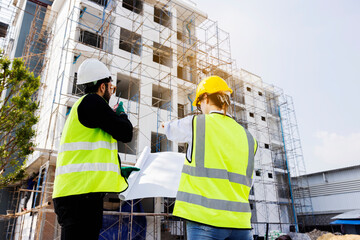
331;219;360;225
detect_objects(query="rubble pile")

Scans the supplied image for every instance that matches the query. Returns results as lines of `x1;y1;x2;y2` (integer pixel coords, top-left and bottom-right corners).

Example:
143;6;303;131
307;229;331;240
318;233;360;240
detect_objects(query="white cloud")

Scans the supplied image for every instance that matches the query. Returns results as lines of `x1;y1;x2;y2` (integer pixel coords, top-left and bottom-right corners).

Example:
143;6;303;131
310;131;360;173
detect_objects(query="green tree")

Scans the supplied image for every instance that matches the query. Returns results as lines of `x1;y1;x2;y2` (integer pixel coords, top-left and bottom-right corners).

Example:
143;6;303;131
0;52;40;188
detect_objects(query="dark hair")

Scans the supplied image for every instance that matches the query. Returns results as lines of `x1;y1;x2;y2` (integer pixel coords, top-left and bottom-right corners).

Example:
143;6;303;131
197;91;231;116
275;235;292;240
84;77;111;94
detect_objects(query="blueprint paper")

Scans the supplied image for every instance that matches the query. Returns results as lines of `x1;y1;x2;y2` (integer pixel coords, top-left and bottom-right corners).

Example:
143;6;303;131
119;146;185;200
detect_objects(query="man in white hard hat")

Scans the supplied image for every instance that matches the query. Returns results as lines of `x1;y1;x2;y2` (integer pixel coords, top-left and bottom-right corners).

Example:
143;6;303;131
52;59;137;240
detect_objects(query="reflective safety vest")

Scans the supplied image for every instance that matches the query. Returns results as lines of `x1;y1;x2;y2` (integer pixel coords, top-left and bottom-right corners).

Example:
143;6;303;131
173;113;257;228
52;95;128;198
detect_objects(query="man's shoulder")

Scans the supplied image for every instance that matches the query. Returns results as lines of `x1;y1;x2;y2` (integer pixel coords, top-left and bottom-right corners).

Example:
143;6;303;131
82;93;102;102
77;94;110;128
79;94;107;107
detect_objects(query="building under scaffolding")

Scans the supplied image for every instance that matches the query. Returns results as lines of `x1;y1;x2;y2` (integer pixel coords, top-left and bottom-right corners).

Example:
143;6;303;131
0;0;16;53
1;0;314;239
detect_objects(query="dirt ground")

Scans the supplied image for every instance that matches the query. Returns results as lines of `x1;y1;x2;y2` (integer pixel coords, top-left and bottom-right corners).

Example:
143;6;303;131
317;233;360;240
305;229;360;240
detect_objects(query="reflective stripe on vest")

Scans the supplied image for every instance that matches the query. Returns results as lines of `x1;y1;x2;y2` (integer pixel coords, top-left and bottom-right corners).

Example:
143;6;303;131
180;115;255;187
52;95;128;198
55;162;120;177
176;191;251;213
58;141;118;153
174;114;257;228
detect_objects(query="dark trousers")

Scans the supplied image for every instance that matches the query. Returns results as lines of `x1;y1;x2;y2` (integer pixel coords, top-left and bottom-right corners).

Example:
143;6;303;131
53;193;105;240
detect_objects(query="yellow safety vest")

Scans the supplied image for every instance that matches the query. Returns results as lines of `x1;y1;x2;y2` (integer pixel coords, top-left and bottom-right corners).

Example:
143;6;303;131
173;113;257;228
53;95;128;198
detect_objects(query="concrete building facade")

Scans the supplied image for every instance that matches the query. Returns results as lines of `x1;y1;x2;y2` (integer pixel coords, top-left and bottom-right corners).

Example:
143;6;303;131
1;0;312;239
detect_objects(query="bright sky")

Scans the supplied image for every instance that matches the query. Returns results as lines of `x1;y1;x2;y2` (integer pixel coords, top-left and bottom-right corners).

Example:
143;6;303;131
194;0;360;174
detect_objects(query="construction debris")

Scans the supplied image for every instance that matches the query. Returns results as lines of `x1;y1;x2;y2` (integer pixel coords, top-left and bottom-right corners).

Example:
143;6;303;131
307;229;331;240
317;233;360;240
304;229;359;240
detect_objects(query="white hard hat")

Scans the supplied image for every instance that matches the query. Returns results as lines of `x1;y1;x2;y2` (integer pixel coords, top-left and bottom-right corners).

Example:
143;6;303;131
77;58;111;85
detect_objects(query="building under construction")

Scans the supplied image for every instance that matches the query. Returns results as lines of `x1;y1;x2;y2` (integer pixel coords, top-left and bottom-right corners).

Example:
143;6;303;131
0;0;314;239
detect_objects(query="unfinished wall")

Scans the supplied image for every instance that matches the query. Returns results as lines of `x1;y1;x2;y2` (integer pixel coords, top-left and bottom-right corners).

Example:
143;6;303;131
1;0;312;238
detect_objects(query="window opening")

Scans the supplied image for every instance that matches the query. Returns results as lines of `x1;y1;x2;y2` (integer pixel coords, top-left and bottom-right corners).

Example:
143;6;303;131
119;28;142;56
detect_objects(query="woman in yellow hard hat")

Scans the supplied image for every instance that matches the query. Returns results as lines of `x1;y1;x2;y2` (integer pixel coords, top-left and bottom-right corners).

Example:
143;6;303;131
162;76;258;240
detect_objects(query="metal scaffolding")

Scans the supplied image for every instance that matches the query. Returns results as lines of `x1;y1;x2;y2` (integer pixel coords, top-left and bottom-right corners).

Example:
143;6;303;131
0;0;314;239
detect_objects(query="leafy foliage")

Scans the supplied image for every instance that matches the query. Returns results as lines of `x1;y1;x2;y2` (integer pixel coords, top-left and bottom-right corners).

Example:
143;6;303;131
0;52;40;188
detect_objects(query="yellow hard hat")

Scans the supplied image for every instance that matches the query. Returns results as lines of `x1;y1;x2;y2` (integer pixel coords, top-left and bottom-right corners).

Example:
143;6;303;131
192;76;233;106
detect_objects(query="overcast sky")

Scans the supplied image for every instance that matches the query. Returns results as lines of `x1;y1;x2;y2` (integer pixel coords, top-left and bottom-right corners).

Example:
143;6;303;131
194;0;360;174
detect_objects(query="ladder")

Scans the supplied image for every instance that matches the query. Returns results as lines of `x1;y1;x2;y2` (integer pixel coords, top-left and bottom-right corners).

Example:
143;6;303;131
6;186;20;240
28;161;50;240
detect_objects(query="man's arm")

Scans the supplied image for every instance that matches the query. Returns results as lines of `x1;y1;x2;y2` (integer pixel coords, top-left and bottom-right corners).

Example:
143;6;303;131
77;94;133;142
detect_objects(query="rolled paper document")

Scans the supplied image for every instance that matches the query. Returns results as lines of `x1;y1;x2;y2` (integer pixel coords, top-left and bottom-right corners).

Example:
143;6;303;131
119;146;185;201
